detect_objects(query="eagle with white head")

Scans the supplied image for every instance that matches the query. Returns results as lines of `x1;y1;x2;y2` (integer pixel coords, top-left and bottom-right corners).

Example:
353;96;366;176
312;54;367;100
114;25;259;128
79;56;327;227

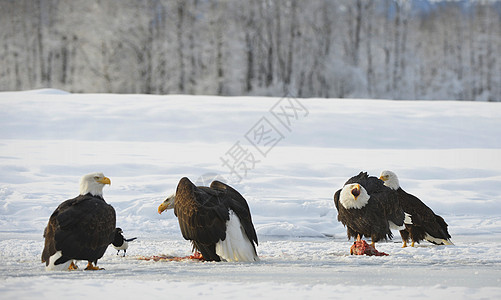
379;170;453;247
41;172;116;270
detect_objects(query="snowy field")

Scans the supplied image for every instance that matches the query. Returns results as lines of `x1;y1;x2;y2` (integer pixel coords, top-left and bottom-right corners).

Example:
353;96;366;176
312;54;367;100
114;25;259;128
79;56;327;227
1;89;501;299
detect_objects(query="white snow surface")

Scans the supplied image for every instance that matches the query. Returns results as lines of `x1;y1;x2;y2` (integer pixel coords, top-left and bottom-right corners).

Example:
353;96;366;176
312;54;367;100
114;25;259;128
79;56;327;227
1;89;501;299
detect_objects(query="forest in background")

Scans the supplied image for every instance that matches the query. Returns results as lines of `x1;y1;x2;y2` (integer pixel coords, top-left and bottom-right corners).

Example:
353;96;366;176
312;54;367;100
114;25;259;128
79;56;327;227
1;0;500;101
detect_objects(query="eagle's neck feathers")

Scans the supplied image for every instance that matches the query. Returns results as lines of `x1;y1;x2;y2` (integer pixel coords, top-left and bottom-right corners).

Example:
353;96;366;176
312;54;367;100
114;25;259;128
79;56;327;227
79;182;104;197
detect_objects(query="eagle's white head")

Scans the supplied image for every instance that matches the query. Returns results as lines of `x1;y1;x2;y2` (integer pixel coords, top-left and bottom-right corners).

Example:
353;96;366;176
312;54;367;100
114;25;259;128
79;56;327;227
158;193;176;214
79;172;111;196
339;183;370;209
379;170;400;190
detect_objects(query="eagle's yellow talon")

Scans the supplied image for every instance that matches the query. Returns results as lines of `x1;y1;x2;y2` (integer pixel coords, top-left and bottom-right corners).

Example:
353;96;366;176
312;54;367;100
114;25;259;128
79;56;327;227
68;261;78;270
85;262;104;270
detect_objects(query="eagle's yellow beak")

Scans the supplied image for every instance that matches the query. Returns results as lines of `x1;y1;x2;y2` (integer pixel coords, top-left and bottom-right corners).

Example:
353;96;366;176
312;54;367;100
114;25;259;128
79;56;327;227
97;177;111;185
158;200;170;214
158;194;176;214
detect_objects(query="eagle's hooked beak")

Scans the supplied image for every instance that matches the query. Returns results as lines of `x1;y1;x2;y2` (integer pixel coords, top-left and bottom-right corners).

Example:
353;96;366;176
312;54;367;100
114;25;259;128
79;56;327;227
97;177;111;185
351;184;361;200
158;195;175;214
379;175;387;182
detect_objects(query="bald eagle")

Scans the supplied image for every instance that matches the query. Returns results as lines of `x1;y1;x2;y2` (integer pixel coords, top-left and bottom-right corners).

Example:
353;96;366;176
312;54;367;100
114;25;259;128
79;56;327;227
379;170;453;247
41;173;116;270
333;172;409;250
158;177;259;262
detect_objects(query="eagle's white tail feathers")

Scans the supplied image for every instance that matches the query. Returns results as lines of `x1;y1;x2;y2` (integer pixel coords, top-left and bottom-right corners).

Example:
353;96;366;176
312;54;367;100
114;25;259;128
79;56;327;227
424;233;454;245
443;239;454;245
404;213;413;225
45;251;73;271
216;210;259;262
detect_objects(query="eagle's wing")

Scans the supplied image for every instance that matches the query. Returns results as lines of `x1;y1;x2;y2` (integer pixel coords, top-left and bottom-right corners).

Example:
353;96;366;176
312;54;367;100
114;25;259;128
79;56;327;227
432;214;451;240
210;180;258;246
372;190;405;228
400;189;451;240
345;172;388;194
333;189;341;211
174;177;229;246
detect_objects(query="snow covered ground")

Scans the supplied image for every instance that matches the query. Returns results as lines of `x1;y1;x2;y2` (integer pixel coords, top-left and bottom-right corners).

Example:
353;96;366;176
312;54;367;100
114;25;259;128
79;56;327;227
1;89;501;299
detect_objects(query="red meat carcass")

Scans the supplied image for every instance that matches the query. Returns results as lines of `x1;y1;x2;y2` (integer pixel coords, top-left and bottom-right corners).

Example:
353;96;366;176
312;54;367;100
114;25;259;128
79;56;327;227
350;236;389;256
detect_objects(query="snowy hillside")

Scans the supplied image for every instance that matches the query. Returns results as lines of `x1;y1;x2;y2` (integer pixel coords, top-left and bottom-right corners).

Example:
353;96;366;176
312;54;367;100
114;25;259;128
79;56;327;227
1;90;501;299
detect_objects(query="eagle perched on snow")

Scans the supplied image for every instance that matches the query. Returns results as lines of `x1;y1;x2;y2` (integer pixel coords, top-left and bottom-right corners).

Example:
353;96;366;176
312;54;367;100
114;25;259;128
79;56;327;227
379;170;453;247
41;173;116;270
333;172;410;250
158;177;259;262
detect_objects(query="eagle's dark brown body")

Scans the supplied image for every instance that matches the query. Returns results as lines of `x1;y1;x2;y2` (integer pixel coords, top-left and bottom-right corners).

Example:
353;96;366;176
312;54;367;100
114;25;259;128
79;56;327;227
41;193;116;267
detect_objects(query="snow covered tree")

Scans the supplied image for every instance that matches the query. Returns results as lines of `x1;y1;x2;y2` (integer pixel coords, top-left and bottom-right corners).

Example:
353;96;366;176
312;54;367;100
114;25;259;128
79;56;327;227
0;0;499;101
